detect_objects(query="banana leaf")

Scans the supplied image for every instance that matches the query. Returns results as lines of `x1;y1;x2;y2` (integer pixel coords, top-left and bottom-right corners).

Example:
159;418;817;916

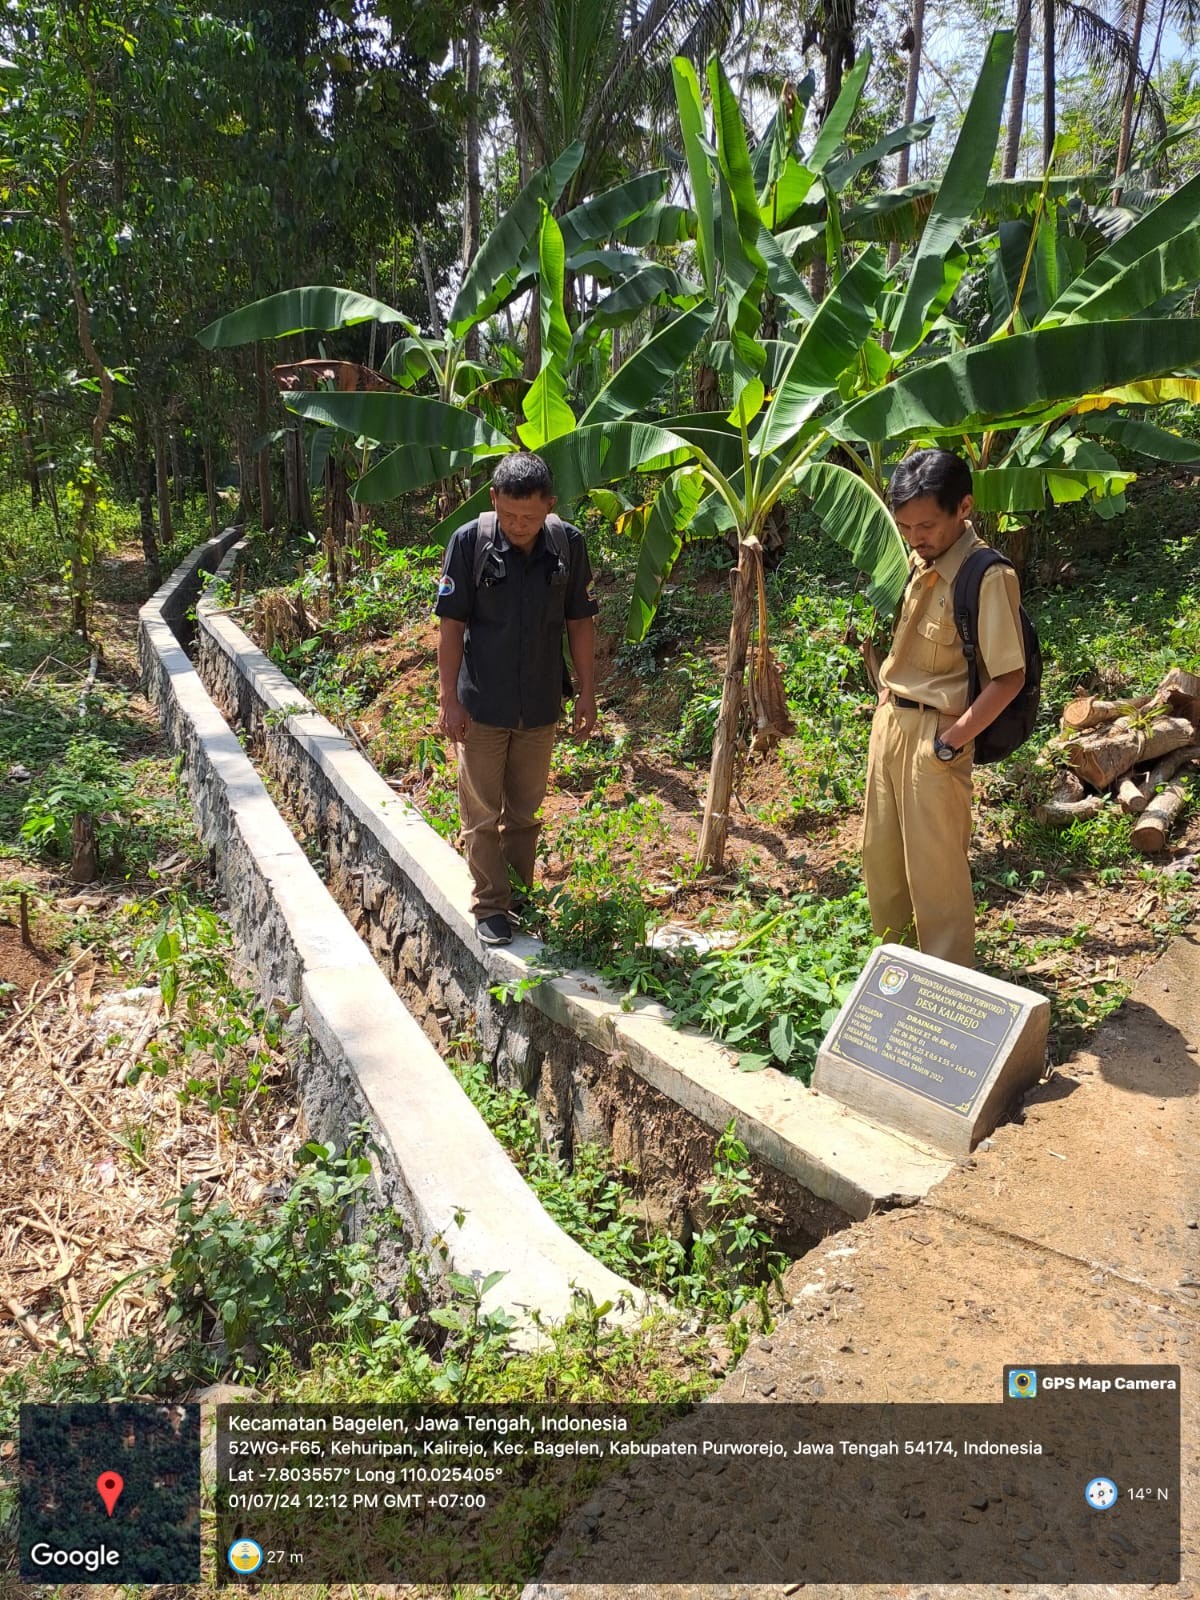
791;460;909;612
709;60;768;381
558;170;669;258
354;443;504;503
284;391;510;449
755;247;886;458
1080;415;1200;464
971;464;1135;512
673;58;716;295
619;199;694;247
833;318;1200;442
752;71;814;193
892;30;1014;358
518;205;575;451
1058;224;1200;325
1042;168;1200;325
823;115;932;196
198;287;416;348
841;181;938;245
580;303;716;426
576;263;704;337
806;48;873;179
626;468;708;642
757;224;819;318
538;421;698;501
566;247;661;283
382;337;443;388
447;141;584;339
308;429;336;490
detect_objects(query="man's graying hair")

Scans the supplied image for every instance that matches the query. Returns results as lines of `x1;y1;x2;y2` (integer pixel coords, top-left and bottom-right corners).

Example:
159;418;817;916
492;452;554;499
890;449;973;514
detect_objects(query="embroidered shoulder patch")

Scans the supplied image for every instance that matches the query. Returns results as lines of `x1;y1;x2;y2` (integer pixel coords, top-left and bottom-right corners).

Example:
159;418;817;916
437;575;455;597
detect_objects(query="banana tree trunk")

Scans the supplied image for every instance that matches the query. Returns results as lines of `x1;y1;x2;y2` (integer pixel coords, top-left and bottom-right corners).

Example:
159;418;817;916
698;537;762;872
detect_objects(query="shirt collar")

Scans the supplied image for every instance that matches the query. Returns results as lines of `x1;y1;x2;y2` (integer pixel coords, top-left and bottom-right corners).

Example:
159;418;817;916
910;524;981;585
490;523;547;560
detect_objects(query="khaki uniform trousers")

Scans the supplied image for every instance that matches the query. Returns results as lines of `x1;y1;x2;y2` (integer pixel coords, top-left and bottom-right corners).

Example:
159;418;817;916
862;700;976;969
457;721;558;916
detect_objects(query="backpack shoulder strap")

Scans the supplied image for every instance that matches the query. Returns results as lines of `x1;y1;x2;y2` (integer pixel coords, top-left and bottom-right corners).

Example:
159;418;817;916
473;510;499;588
543;511;570;569
953;547;1012;699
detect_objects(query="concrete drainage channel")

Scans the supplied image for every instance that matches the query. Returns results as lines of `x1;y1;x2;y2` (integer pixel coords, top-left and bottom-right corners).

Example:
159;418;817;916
140;530;956;1331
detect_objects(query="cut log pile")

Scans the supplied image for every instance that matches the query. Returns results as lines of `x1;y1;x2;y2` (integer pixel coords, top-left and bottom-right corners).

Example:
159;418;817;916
1036;669;1200;852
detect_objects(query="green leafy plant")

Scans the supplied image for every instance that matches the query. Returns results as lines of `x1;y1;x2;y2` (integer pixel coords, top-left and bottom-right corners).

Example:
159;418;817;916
20;733;132;863
670;891;877;1079
164;1138;391;1364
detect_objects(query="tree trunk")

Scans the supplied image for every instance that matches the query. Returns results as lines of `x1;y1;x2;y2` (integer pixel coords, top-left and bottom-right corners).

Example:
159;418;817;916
463;10;482;364
155;424;173;546
134;411;161;588
203;443;219;539
889;0;926;269
1112;0;1148;202
1132;783;1189;851
255;343;275;531
1002;0;1032;177
71;814;98;883
1042;0;1056;169
1064;715;1194;789
698;538;762;871
170;428;184;510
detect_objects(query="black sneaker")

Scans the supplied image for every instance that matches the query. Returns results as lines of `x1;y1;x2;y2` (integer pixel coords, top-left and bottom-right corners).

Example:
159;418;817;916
476;913;513;947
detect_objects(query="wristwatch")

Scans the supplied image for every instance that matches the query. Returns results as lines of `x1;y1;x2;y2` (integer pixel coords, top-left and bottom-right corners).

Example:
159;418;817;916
933;734;960;763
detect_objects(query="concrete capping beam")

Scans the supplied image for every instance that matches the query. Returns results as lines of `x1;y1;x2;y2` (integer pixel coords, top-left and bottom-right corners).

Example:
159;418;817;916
195;542;955;1221
139;533;640;1332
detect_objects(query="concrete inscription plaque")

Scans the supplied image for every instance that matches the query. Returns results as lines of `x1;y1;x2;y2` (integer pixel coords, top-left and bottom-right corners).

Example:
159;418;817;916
813;945;1049;1157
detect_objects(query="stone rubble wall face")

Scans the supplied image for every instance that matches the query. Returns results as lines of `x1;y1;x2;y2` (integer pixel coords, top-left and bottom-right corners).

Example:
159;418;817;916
138;534;639;1332
189;551;855;1256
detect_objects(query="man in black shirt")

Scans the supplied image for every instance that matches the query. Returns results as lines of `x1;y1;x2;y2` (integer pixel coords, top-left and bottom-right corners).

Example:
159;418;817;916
434;452;599;946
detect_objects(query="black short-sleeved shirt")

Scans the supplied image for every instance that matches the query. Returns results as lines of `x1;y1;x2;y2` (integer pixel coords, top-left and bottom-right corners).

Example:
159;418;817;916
434;517;599;729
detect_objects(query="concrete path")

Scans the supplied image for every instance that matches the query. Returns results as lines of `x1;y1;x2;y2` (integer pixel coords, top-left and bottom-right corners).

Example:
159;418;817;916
527;931;1199;1598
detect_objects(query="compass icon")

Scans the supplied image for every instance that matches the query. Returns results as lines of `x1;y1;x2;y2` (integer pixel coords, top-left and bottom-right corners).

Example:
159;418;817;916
1085;1476;1119;1511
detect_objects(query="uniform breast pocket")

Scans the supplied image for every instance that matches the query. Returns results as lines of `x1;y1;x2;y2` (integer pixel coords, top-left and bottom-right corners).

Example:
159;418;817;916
912;609;961;675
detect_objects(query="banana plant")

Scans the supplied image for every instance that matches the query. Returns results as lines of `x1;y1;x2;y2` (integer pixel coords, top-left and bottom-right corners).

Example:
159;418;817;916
623;37;1200;870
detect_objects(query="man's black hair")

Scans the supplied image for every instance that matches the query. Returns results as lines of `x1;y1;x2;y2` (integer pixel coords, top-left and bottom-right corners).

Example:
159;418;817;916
890;448;973;514
492;452;554;499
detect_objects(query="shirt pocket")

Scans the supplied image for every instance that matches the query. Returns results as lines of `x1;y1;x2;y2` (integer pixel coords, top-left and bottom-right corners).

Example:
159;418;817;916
911;607;961;675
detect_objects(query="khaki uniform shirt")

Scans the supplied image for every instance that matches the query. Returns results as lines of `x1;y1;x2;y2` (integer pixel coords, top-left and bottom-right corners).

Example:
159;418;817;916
880;526;1026;715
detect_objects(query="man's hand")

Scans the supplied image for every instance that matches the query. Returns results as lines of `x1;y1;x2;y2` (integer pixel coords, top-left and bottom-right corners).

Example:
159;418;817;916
571;690;598;738
438;697;471;741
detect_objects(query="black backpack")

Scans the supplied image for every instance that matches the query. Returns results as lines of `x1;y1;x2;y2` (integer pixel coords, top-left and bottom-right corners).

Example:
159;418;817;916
952;548;1043;765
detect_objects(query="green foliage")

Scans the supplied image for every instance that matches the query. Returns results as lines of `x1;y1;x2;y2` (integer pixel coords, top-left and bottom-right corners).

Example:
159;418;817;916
20;733;133;863
122;895;287;1112
450;1056;785;1324
670;892;877;1079
165;1138;390;1365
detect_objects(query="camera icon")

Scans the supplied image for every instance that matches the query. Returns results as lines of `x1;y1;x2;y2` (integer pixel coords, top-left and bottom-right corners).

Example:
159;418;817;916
1008;1368;1037;1398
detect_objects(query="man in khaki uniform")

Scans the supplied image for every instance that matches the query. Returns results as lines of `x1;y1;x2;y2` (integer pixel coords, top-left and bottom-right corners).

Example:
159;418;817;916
862;450;1026;969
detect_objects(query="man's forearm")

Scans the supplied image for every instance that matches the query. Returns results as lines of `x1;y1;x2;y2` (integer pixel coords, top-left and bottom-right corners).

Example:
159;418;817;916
944;668;1025;749
438;620;467;702
566;617;596;695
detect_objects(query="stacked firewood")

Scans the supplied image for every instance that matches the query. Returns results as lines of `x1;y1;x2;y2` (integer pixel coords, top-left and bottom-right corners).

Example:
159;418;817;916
1035;669;1200;852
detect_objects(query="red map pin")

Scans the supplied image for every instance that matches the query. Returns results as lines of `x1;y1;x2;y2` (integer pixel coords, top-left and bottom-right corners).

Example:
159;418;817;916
96;1472;124;1517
